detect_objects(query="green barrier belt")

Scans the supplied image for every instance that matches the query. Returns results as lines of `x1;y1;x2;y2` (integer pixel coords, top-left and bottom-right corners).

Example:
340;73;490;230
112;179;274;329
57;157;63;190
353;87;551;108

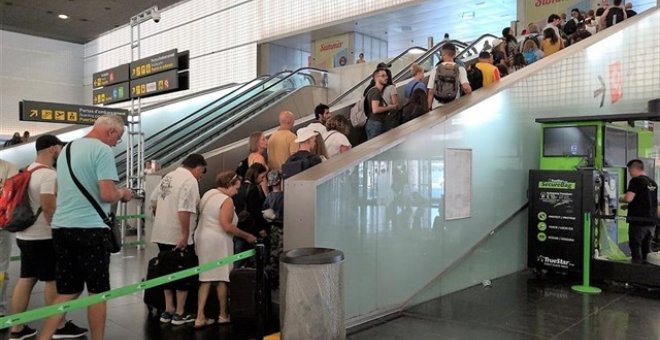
116;214;145;220
0;249;255;329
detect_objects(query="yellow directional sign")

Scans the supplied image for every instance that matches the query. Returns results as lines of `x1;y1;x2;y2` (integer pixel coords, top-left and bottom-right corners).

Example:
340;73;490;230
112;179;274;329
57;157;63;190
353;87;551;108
67;111;78;122
41;110;53;120
55;110;65;120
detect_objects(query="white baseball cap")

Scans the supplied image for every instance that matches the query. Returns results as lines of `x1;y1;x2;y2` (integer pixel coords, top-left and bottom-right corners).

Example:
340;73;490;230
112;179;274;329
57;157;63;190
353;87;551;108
295;127;318;143
307;122;328;135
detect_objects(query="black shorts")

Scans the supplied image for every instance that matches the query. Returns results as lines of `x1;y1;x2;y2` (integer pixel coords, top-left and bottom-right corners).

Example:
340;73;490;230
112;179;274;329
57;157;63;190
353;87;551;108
52;228;110;295
17;239;56;282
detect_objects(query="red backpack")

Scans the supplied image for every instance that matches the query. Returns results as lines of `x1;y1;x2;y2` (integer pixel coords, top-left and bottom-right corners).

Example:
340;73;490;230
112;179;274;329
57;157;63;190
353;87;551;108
0;165;48;232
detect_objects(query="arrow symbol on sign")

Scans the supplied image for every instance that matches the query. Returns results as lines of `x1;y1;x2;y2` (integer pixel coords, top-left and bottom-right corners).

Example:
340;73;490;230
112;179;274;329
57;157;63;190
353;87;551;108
594;75;606;108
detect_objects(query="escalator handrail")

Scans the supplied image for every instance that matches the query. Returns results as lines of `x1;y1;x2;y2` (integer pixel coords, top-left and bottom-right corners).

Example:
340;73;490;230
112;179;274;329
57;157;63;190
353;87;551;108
328;41;468;107
159;88;295;166
140;68;328;166
455;33;499;59
328;45;428;106
114;75;271;163
118;67;320;170
392;36;496;83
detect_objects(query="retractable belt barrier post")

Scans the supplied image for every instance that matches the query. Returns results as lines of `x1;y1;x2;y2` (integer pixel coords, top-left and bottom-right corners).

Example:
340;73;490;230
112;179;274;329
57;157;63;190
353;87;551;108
0;248;261;329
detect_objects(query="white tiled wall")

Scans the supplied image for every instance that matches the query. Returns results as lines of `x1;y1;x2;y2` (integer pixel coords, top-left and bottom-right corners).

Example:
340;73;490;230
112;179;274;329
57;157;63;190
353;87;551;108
0;31;84;136
83;0;418;104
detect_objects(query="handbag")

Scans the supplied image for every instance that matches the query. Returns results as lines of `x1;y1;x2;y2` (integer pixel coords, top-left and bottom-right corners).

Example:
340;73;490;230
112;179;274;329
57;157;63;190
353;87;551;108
64;142;122;253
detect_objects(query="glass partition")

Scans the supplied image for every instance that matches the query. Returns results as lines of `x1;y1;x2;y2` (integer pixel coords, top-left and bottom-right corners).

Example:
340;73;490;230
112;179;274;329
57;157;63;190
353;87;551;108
287;9;660;323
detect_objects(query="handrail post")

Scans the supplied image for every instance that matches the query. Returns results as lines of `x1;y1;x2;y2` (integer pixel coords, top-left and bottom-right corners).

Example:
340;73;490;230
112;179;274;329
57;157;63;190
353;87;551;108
571;212;602;294
255;243;266;340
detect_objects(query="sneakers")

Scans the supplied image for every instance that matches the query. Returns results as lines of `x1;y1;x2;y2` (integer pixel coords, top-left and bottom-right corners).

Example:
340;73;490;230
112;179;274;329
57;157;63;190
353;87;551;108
171;313;195;326
52;321;88;339
9;325;38;340
159;311;174;324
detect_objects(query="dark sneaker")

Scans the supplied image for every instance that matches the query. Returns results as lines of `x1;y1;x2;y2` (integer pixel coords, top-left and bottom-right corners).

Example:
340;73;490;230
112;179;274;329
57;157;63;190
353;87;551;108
9;325;38;340
159;311;174;323
52;321;88;339
171;313;195;325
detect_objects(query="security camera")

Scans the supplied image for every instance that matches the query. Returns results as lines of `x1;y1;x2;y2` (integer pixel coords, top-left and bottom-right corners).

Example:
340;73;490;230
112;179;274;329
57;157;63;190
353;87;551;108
152;10;161;23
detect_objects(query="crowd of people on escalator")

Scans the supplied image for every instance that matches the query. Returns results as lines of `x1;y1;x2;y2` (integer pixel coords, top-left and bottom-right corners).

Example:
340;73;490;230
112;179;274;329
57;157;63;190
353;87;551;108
357;0;634;140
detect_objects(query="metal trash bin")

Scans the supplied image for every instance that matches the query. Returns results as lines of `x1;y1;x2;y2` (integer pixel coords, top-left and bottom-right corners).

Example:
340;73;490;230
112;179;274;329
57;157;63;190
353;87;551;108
280;247;345;340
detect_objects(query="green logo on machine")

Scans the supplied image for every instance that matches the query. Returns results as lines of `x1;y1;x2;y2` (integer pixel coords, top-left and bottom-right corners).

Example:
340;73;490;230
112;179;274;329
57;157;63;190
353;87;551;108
537;233;547;242
537;222;547;231
538;179;576;190
537;212;547;221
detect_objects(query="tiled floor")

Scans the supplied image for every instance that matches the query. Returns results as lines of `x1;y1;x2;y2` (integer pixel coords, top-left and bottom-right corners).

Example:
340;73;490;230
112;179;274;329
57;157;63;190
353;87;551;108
5;244;660;340
349;271;660;340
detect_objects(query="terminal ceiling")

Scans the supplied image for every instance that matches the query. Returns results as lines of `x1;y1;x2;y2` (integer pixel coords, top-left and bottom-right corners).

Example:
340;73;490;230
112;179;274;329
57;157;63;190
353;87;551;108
0;0;182;43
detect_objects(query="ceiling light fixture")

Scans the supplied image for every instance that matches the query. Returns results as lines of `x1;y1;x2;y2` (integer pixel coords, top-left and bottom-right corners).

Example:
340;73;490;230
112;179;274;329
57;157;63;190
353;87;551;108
58;14;69;19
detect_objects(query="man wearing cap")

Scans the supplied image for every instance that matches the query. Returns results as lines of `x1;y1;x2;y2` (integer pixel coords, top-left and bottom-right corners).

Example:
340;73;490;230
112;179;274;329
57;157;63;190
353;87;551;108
150;153;207;325
39;115;133;340
9;135;88;340
282;127;323;179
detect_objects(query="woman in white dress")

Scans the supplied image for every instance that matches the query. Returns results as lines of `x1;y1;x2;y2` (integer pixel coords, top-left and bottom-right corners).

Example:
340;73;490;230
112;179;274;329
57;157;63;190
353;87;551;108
194;171;257;328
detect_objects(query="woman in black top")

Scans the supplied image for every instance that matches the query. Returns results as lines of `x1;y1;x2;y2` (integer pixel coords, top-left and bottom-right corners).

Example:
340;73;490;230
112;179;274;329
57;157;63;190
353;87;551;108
232;163;268;267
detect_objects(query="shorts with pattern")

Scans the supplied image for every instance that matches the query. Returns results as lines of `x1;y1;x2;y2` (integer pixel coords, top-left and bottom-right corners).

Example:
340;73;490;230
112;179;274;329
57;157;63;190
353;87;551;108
52;228;110;295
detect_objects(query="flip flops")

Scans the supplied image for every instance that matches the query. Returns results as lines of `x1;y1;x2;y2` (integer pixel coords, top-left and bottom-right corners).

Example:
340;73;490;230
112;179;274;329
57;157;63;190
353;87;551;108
218;316;231;324
193;319;215;329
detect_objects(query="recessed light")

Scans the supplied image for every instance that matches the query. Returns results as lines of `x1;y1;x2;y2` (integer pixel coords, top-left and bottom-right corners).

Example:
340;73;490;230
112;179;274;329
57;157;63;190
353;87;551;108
46;10;53;14
58;14;69;19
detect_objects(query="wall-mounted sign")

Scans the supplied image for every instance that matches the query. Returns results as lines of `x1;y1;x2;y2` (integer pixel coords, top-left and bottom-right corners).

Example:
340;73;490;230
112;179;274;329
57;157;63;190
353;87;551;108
20;100;129;125
130;69;189;99
93;82;130;105
92;64;130;88
130;49;178;79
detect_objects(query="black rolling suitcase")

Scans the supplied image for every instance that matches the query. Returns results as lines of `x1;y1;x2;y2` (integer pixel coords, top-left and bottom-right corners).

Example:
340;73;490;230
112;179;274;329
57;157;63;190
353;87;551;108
143;253;220;317
229;267;271;326
143;256;166;314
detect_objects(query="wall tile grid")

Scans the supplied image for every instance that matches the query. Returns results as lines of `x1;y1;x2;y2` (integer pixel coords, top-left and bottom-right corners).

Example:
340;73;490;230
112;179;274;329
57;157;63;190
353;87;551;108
83;0;418;106
509;16;660;115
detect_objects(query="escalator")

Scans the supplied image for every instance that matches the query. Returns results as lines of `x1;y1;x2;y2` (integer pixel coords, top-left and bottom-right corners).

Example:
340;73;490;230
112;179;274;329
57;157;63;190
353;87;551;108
115;70;318;179
149;44;453;171
280;9;660;326
136;67;327;173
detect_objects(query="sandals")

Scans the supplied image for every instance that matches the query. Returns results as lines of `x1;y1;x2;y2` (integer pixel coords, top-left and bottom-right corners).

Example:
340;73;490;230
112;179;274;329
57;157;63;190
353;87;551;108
193;319;215;329
218;315;231;324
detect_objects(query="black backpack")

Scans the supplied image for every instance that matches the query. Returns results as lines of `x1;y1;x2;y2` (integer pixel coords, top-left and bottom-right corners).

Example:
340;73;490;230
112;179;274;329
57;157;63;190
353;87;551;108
433;63;460;103
606;7;625;27
467;65;483;91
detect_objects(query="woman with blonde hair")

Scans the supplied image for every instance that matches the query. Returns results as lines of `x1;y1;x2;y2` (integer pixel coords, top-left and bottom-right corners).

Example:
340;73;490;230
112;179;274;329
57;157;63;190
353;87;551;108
194;171;257;328
247;131;268;167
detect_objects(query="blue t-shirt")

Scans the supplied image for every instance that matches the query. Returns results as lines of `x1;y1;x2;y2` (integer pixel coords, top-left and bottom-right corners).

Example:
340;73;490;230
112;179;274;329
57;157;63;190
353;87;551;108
52;138;119;229
403;80;427;100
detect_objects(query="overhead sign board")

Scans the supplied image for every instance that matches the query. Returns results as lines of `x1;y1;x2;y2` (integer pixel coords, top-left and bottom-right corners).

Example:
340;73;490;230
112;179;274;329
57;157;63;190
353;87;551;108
20;100;129;125
92;64;130;88
130;69;188;99
130;49;178;79
93;82;130;105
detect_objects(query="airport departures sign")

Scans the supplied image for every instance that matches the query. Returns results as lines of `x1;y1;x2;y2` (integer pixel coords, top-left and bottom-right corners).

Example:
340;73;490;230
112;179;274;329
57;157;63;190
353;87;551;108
92;49;189;105
20;101;129;125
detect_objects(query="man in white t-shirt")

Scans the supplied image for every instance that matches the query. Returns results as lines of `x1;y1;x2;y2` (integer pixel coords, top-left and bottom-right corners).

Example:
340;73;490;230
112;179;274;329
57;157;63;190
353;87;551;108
427;43;472;109
8;135;88;339
150;153;206;325
0;158;17;318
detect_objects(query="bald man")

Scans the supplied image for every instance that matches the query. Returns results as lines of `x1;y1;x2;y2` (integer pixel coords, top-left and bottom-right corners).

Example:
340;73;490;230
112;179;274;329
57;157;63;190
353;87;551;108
267;111;299;170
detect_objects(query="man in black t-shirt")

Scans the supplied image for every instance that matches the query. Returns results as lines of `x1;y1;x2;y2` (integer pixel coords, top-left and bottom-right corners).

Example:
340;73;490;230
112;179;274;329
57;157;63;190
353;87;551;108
622;159;658;263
